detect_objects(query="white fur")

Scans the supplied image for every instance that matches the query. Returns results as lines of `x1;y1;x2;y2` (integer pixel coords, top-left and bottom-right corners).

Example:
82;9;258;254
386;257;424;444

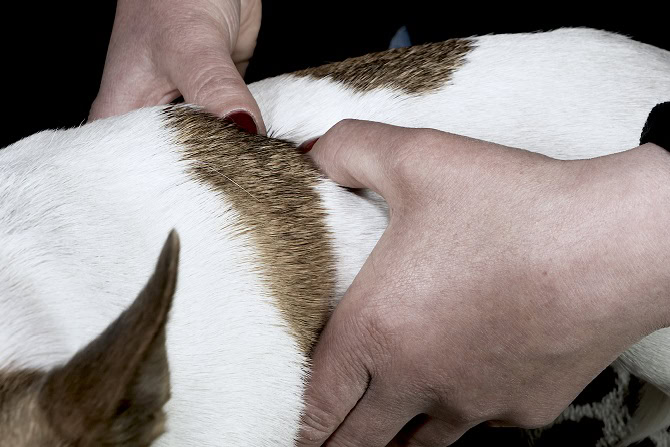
0;112;306;446
251;28;668;159
1;28;669;445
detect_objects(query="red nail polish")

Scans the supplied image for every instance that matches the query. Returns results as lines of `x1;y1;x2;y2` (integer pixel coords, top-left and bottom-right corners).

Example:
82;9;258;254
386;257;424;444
225;112;258;135
298;137;319;153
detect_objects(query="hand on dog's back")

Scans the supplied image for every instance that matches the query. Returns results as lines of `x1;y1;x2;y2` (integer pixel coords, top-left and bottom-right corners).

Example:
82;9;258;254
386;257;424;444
89;0;264;135
298;120;670;446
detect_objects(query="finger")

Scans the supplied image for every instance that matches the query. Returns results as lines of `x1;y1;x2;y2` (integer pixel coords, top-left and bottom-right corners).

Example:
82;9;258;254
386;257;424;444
389;415;471;447
168;41;265;134
297;305;373;446
324;381;416;447
89;0;185;122
307;119;430;207
234;0;262;76
89;23;182;123
89;69;179;121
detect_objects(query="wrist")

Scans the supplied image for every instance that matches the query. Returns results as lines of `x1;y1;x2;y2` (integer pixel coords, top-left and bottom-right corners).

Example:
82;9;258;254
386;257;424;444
588;143;670;333
535;143;670;346
635;143;670;328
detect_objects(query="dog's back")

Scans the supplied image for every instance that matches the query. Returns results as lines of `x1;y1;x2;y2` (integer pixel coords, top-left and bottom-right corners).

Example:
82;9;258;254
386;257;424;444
0;28;669;446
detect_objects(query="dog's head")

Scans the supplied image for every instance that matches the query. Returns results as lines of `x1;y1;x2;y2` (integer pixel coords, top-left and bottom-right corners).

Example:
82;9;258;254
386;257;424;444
0;231;179;447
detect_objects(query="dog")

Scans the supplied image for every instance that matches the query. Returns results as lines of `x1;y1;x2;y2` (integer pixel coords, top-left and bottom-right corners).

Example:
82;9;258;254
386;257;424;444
0;28;669;446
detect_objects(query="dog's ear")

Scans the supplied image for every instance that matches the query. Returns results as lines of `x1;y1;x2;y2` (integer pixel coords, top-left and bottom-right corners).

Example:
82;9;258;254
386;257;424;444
39;230;179;446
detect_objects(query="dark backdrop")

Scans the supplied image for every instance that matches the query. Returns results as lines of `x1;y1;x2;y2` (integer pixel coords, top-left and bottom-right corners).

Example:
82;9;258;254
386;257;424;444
1;1;667;149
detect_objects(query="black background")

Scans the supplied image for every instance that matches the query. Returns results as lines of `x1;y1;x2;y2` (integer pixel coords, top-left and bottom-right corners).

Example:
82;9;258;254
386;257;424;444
1;1;668;149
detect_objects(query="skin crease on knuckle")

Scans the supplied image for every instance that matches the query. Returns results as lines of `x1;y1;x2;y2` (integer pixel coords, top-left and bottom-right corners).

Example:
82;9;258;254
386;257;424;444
183;58;242;103
357;313;400;374
300;404;342;443
328;303;393;381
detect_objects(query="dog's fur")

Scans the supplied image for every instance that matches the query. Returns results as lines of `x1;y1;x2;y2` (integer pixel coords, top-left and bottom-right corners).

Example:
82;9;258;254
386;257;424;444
1;28;669;446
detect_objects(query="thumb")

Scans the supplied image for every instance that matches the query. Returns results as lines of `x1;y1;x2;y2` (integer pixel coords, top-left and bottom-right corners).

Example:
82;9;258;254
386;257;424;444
307;119;428;207
169;43;266;135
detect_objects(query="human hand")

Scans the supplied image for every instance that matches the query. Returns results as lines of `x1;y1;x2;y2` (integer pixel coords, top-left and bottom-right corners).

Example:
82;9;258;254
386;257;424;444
298;120;670;446
89;0;264;134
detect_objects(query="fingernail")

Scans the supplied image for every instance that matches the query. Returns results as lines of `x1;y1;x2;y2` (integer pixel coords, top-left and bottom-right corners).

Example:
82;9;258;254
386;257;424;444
224;112;258;135
298;137;319;153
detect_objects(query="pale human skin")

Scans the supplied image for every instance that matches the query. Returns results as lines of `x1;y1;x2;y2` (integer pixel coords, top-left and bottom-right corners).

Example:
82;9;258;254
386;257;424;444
92;3;670;445
89;0;264;134
298;121;670;446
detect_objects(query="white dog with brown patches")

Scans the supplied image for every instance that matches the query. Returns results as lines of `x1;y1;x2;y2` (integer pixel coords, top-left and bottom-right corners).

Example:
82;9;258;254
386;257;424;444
0;28;669;446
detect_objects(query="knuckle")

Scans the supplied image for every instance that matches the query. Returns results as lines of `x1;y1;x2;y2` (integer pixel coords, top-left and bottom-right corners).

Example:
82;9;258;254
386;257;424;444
359;307;396;347
326;119;360;140
354;307;402;369
325;307;397;380
386;129;435;189
312;119;358;164
298;404;340;445
185;65;242;105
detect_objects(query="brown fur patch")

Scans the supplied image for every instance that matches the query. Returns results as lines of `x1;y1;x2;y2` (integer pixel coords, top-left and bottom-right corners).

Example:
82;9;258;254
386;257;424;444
0;370;42;408
163;106;337;354
292;39;473;94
